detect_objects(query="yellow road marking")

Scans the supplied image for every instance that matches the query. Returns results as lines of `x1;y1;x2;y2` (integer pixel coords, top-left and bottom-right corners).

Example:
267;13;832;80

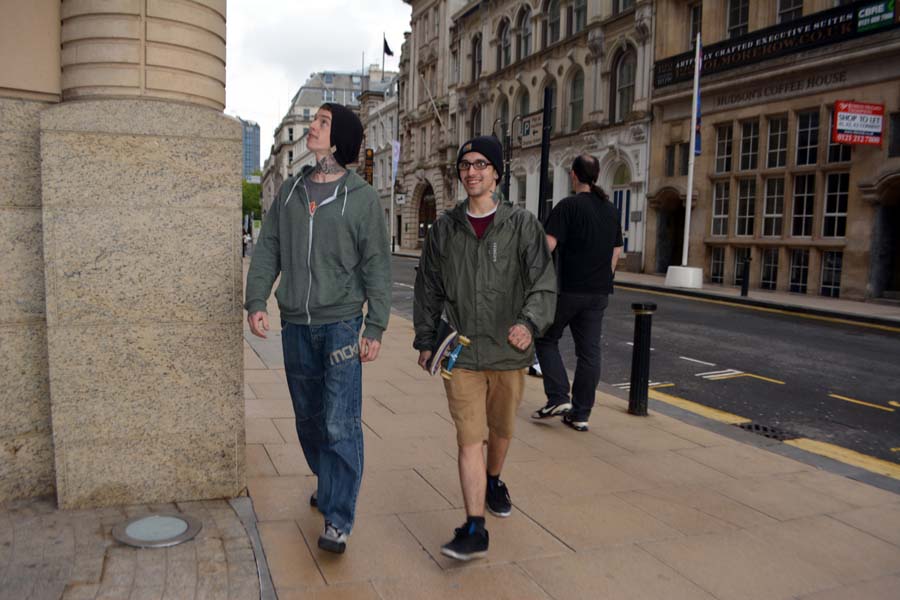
650;383;675;389
890;401;900;408
615;285;900;334
829;393;895;413
649;389;751;425
892;448;900;453
786;438;900;480
709;373;786;385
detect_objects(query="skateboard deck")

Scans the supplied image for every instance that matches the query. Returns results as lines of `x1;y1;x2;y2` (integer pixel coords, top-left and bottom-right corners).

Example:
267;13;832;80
426;319;471;379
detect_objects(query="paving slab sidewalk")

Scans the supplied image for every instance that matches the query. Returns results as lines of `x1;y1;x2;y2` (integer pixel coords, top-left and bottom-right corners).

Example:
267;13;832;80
244;298;900;600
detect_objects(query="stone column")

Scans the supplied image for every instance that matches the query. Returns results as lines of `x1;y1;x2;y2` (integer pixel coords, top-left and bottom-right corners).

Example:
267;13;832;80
0;0;61;504
40;0;244;508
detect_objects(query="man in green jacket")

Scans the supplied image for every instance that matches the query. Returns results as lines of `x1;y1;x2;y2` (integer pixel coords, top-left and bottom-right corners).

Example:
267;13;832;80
245;103;391;555
414;135;556;561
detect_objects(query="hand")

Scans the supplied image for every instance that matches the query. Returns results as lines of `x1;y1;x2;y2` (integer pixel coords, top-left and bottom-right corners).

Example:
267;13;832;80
248;311;270;338
418;350;433;371
360;338;381;362
507;323;532;351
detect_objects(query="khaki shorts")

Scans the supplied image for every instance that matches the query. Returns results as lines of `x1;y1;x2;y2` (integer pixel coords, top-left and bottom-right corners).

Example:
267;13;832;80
443;368;526;446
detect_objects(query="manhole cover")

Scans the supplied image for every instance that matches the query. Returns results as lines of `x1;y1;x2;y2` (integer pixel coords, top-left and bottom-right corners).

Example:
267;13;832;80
112;513;202;549
736;422;798;441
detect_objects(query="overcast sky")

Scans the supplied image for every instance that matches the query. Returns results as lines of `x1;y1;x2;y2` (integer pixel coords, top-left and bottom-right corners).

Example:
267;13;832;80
225;1;412;168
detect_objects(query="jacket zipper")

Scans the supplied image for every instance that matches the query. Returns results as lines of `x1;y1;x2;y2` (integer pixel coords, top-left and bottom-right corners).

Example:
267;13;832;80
303;181;344;325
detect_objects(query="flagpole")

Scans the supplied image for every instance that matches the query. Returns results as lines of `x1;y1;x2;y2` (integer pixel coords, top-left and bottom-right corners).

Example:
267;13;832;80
382;33;385;82
681;33;702;267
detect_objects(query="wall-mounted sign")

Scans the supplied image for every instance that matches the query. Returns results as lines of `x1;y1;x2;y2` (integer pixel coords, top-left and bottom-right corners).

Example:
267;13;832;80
654;0;898;88
519;111;543;148
833;101;884;145
395;194;406;205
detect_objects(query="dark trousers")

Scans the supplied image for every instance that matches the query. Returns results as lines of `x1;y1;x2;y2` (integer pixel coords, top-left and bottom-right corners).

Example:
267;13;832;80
535;292;609;421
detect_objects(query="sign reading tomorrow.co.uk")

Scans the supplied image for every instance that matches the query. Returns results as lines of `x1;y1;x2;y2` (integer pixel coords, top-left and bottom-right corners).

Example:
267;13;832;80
654;0;898;88
833;101;885;145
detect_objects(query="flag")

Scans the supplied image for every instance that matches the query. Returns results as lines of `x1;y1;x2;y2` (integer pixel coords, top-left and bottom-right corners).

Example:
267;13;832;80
383;36;394;57
694;36;702;155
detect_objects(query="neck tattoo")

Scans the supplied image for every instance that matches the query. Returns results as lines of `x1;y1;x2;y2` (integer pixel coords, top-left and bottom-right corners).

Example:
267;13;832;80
314;154;344;177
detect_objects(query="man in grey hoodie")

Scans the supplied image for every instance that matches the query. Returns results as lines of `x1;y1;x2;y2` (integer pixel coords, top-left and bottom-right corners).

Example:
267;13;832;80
245;103;391;554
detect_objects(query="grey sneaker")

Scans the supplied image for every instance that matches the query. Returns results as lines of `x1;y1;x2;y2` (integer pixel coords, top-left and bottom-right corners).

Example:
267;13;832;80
318;521;347;554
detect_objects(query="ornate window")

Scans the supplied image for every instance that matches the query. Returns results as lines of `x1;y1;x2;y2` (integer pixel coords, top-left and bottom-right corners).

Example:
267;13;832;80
470;105;482;138
516;7;533;60
471;35;482;80
568;69;584;131
611;49;636;123
497;20;512;69
544;0;561;47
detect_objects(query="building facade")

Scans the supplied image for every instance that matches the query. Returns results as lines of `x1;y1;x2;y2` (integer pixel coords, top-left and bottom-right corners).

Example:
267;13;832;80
649;0;900;301
0;0;244;507
397;0;654;267
238;116;260;180
358;78;402;244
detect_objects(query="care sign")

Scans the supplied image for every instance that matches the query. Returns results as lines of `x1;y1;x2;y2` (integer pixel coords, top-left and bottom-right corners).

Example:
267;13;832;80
833;101;885;145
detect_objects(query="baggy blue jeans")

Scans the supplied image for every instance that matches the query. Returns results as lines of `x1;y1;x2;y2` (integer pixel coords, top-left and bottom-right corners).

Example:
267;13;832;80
281;315;363;533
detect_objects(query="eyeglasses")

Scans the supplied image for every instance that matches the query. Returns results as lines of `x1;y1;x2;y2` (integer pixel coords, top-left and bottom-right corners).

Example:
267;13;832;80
457;160;491;172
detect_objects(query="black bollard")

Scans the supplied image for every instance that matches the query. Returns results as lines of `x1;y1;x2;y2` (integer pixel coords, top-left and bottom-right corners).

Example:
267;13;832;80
740;257;752;297
628;303;657;416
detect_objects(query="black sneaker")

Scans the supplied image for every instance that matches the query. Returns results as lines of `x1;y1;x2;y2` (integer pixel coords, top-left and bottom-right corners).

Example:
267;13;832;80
440;522;489;561
486;478;512;517
531;402;572;420
317;521;347;554
563;413;589;432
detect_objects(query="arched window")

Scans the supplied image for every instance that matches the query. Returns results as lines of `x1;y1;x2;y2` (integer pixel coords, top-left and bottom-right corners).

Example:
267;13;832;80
611;49;636;123
497;20;512;69
471;105;483;137
568;69;584;131
517;89;530;118
471;34;482;80
516;7;532;60
573;0;587;33
543;0;561;48
497;96;510;137
544;79;557;133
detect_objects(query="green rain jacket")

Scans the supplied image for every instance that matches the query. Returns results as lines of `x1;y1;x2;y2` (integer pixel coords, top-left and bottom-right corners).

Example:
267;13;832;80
413;194;557;370
245;167;391;341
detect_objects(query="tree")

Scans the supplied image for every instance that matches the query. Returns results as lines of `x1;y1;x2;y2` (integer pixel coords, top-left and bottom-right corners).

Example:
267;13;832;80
242;179;260;217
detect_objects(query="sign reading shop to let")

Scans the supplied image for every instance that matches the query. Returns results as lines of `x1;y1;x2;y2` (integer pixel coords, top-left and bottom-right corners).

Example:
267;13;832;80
833;101;885;145
654;0;898;88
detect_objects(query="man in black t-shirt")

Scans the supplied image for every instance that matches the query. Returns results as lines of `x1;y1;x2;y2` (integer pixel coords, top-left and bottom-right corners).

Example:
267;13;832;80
532;155;623;432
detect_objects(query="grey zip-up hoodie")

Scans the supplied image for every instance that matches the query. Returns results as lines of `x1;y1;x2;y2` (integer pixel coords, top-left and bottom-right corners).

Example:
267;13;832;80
245;167;391;341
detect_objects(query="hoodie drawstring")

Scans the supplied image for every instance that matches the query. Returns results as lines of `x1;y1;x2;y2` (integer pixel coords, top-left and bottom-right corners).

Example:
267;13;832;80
341;185;348;216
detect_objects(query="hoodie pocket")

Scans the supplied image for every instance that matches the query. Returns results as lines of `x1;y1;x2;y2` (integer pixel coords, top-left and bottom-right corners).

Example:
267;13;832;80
309;267;354;311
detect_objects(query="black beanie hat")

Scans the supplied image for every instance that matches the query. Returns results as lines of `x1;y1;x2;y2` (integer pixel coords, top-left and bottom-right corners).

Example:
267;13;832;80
456;135;504;181
321;103;364;167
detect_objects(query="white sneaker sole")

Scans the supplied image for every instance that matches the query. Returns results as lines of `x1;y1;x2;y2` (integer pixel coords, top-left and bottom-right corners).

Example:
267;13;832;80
441;547;487;561
487;506;511;518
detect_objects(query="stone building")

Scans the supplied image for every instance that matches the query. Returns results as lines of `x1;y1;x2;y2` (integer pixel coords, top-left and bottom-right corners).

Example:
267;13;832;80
0;0;244;508
358;77;402;243
649;0;900;301
397;0;654;266
238;116;260;181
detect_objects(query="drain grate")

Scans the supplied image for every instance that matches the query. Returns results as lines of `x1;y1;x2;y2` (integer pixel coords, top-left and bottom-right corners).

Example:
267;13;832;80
736;422;799;441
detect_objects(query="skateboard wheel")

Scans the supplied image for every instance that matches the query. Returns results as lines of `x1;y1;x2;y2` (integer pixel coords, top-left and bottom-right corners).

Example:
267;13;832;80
458;335;471;346
440;369;453;380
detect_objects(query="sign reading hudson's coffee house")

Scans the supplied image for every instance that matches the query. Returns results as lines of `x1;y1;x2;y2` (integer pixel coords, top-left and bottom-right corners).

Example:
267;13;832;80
654;0;898;88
